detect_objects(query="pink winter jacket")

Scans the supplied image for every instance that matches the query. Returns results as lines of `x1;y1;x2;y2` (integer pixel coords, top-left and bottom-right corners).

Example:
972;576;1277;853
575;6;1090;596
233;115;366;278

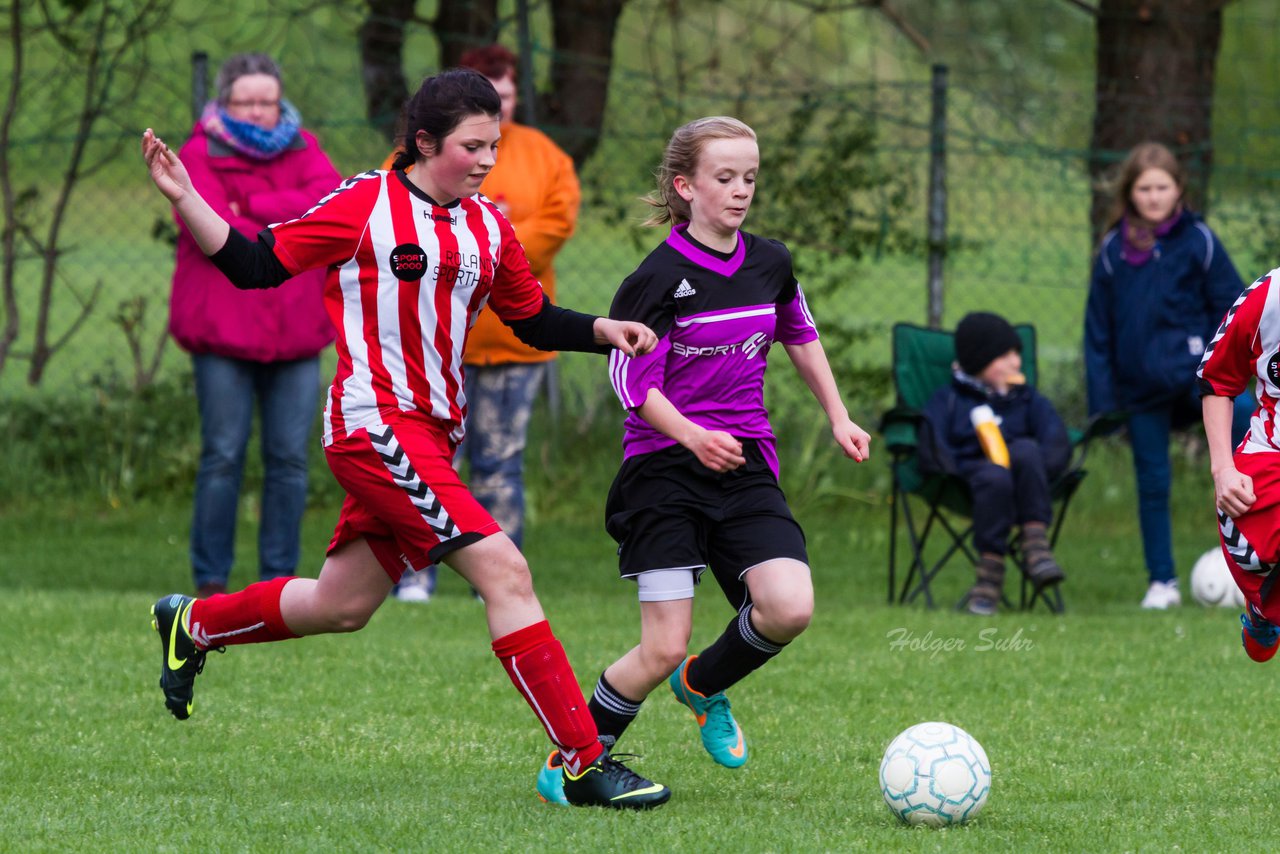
169;122;341;362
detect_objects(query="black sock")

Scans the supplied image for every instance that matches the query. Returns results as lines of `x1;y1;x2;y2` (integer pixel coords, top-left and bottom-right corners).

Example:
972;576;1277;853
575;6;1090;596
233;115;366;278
587;671;643;744
686;604;786;697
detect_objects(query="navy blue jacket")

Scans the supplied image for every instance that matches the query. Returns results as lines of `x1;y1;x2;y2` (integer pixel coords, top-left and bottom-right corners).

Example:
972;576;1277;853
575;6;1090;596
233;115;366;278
918;372;1071;478
1084;211;1244;415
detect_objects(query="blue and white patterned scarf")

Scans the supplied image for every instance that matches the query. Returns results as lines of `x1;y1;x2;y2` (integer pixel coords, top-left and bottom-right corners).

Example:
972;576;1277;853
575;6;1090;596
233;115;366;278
201;99;302;160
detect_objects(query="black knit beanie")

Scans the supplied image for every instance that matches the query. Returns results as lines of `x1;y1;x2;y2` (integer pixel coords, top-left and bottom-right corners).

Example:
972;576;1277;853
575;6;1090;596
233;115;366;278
954;312;1021;376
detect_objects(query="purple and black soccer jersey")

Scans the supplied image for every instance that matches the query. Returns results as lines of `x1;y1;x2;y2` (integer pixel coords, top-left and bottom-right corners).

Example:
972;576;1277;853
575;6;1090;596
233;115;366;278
607;224;818;475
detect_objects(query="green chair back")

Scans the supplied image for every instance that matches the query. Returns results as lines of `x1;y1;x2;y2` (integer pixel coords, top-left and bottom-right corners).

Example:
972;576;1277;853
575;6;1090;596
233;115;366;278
891;322;1038;411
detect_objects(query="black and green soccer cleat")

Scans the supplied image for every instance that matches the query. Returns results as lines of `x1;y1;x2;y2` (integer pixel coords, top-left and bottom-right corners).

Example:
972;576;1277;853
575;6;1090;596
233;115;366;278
562;751;670;810
150;594;210;720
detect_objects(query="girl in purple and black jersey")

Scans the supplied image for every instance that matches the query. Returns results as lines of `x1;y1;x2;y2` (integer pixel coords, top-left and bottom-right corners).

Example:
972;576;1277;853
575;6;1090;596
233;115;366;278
534;117;870;803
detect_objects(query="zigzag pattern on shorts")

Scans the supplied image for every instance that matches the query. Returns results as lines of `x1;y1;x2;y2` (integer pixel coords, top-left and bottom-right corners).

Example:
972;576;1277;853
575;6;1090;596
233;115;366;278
367;426;461;541
1219;509;1276;576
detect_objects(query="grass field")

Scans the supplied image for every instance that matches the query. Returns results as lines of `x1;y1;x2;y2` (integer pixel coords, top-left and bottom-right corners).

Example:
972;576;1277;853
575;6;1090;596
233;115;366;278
1;439;1272;852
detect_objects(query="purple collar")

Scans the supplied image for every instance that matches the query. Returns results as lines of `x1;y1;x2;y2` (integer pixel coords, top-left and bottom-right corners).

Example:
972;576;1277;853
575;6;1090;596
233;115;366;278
666;224;746;277
1121;208;1183;266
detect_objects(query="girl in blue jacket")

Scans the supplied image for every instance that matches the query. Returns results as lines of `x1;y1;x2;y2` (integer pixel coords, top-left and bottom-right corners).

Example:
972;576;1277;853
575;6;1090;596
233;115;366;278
1084;141;1251;610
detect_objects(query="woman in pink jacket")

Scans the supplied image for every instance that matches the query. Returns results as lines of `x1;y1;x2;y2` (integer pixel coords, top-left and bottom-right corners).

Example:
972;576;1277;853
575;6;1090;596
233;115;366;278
170;53;340;597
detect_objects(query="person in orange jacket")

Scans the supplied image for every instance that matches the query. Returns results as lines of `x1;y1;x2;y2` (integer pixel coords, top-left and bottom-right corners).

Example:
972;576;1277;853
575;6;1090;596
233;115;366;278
383;46;581;601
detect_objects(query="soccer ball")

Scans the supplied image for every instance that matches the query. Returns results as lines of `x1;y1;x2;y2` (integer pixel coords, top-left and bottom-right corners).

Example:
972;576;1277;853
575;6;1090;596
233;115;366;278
879;721;991;827
1190;546;1245;608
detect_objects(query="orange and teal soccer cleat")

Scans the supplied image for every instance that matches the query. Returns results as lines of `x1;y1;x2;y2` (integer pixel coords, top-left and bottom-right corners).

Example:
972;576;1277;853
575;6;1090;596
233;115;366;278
536;750;569;806
668;655;748;768
561;752;670;810
1241;602;1279;663
151;594;212;720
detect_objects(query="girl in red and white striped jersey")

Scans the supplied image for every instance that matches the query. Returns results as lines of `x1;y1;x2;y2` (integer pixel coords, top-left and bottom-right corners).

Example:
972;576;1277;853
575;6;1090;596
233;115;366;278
140;69;669;809
1198;268;1280;661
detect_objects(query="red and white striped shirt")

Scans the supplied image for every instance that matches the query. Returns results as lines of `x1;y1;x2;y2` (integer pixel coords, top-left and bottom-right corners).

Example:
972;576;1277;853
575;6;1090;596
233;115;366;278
266;170;545;446
1198;269;1280;453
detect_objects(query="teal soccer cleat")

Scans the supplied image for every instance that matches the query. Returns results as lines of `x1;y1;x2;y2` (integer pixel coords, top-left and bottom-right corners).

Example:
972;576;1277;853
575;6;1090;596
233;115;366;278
1242;602;1280;663
536;750;569;806
669;655;747;768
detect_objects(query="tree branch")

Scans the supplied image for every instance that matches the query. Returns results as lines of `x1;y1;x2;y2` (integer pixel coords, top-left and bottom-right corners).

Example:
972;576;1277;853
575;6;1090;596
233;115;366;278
1059;0;1099;15
0;0;23;380
788;0;931;53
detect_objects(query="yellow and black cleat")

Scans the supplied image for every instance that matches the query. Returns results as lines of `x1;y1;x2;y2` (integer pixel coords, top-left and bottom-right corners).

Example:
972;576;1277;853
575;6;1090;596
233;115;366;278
151;594;209;720
561;752;670;810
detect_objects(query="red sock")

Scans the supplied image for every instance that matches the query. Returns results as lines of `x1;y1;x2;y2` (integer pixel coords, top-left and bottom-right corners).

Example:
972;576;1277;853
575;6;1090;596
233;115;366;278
188;577;299;649
492;620;603;774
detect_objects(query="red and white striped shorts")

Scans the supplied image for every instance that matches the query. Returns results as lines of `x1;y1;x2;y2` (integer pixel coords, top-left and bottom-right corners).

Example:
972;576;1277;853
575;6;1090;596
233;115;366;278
324;416;500;581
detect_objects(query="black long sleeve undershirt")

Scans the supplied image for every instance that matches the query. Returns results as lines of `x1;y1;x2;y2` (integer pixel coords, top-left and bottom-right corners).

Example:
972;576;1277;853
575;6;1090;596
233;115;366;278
506;295;609;354
207;227;608;354
208;227;290;290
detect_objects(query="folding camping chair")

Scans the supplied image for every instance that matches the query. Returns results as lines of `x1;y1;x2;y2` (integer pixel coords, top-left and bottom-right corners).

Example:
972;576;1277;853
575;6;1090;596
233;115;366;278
880;322;1108;613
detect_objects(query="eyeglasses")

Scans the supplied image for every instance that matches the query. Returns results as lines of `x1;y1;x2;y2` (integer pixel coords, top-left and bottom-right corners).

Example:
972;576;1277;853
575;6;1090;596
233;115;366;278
226;99;281;110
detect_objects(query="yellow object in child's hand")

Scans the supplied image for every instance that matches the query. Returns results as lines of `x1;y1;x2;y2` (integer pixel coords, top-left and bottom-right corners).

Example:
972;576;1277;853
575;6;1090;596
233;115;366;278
1007;371;1026;385
970;404;1010;467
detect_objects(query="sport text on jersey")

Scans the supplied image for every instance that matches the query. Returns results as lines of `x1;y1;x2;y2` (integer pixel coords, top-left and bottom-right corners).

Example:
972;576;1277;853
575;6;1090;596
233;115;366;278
390;243;427;281
671;331;771;359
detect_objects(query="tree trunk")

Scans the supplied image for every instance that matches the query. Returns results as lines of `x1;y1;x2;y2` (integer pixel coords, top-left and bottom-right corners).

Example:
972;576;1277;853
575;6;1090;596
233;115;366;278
434;0;500;69
358;0;417;143
1087;0;1230;243
540;0;629;167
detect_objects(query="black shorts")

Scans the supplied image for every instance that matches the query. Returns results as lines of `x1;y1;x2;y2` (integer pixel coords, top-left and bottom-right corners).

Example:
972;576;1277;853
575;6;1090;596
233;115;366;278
604;439;808;609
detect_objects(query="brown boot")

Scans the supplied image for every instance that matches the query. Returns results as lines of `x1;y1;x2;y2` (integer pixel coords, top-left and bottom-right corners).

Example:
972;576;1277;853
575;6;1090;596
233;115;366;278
1020;524;1065;590
965;554;1005;616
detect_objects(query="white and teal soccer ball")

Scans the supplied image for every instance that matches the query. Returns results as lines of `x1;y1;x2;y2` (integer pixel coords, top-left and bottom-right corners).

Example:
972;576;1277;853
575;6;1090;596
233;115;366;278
879;721;991;827
1190;546;1246;608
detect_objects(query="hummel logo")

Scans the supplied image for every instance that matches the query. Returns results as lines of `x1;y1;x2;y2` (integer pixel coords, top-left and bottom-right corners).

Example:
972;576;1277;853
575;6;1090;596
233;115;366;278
673;279;696;298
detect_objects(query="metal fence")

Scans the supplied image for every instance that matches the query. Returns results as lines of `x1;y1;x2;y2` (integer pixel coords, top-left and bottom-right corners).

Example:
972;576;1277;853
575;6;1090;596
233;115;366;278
4;1;1280;428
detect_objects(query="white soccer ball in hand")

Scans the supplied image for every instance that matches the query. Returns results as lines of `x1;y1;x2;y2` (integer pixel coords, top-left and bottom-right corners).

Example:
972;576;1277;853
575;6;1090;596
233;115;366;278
879;721;991;827
1190;546;1245;608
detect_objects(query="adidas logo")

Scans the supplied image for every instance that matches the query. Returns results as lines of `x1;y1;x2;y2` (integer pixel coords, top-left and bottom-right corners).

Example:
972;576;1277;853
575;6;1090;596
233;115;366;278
673;279;697;298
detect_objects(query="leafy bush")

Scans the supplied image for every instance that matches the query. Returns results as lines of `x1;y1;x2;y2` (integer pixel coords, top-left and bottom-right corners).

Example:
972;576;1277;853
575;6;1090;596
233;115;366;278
0;369;341;509
0;371;201;506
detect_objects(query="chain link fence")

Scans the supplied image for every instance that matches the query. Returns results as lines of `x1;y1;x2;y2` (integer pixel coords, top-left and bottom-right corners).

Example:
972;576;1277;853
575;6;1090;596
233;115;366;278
4;1;1279;430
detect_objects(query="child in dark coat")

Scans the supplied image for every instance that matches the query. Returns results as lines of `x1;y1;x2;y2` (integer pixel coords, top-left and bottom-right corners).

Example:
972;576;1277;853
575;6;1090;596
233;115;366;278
919;312;1071;615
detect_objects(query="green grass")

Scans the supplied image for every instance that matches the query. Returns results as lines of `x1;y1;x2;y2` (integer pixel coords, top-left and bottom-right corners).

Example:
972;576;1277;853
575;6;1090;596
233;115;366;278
0;439;1267;851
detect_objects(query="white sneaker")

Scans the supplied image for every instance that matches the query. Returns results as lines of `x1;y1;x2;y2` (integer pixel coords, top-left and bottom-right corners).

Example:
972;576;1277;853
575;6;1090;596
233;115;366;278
1141;580;1182;610
393;569;433;603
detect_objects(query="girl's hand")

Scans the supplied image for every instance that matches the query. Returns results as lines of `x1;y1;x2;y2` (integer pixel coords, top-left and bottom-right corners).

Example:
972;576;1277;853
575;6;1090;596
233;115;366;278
594;318;658;356
141;129;192;204
1214;465;1255;518
686;428;746;473
832;417;871;462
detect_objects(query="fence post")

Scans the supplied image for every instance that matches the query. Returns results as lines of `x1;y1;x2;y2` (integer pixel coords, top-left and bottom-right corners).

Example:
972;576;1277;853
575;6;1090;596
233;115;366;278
926;63;948;329
191;51;209;122
515;0;561;425
515;0;537;126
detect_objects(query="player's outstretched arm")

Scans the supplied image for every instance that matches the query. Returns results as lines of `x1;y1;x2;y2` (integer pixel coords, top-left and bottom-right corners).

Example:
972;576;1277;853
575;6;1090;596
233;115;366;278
783;339;870;462
1204;393;1254;518
141;129;230;256
593;318;657;357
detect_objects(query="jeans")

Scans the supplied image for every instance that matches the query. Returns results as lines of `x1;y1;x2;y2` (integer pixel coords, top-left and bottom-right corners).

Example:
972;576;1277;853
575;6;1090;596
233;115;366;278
961;438;1060;556
1127;388;1253;583
461;363;545;548
191;353;321;590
